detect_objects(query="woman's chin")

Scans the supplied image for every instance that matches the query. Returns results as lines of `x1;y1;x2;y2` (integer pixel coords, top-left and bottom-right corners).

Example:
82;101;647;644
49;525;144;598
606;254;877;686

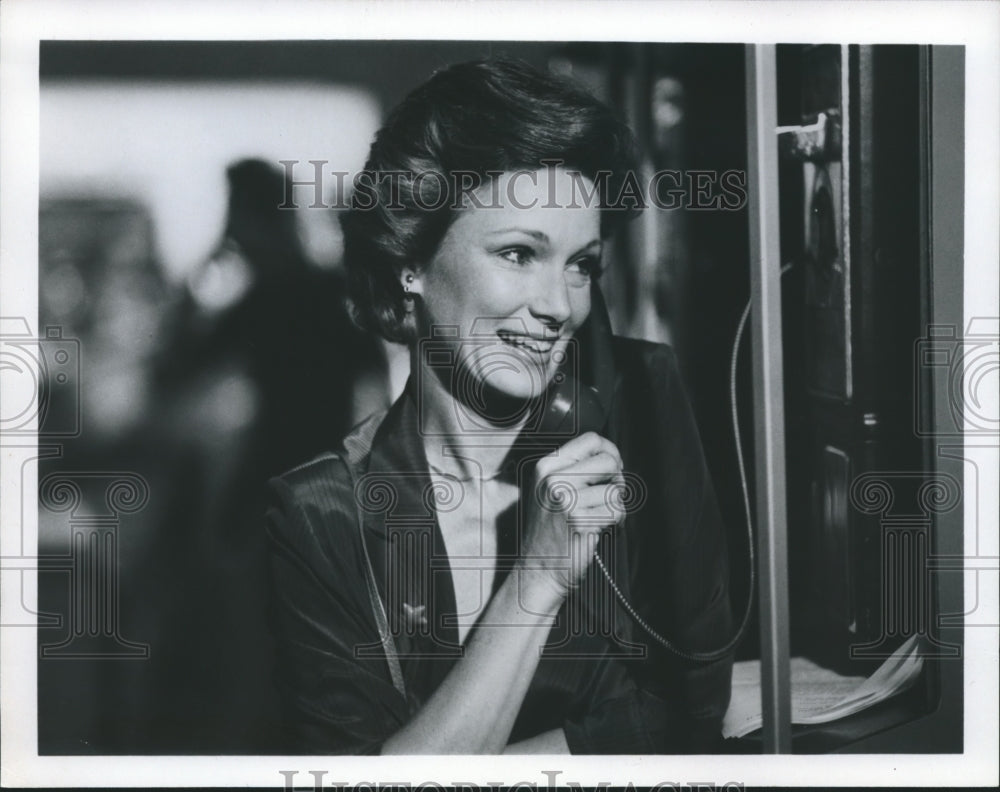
445;368;552;431
458;347;554;401
477;369;552;403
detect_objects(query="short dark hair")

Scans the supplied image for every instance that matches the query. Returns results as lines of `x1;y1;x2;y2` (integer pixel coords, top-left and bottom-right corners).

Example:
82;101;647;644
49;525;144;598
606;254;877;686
341;58;640;345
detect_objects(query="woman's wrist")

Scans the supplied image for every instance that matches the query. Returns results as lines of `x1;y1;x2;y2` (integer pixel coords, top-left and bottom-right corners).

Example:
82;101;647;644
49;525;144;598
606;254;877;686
507;562;568;617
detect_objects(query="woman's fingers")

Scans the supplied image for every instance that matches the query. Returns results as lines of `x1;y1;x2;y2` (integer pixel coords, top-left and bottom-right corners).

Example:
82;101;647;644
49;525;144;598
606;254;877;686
533;434;627;533
542;451;621;486
535;432;622;477
536;469;628;528
524;433;629;593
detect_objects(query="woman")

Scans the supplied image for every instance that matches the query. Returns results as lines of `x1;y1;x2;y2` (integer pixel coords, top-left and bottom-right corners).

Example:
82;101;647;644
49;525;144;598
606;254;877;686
266;58;733;755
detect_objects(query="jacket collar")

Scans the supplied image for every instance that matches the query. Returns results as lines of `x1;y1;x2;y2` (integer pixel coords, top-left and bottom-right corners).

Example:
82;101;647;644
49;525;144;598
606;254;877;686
359;381;462;657
364;380;436;532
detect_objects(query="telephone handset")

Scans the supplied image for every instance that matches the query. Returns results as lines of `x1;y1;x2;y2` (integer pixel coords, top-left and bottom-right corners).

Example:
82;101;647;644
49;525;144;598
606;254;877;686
538;283;753;664
538;282;617;437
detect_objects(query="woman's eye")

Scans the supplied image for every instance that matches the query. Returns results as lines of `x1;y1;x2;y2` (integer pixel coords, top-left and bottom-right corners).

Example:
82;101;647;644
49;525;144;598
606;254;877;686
566;256;603;283
498;246;533;266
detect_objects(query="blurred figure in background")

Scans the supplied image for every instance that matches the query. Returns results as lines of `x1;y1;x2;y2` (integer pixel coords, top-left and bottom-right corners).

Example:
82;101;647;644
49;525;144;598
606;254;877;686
36;160;390;753
164;157;388;479
146;158;389;751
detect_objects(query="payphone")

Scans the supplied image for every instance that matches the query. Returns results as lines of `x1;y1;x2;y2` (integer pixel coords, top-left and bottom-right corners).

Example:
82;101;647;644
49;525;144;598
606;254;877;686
777;45;942;673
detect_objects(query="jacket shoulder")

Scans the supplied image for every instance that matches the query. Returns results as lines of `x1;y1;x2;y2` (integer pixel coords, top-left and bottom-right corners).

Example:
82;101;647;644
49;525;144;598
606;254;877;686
274;409;388;490
267;409;389;546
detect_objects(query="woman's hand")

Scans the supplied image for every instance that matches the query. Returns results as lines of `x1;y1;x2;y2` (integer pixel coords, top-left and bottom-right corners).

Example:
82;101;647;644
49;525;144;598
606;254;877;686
520;432;627;605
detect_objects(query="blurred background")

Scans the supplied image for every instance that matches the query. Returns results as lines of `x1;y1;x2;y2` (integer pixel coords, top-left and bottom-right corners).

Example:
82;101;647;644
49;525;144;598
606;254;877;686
35;40;754;754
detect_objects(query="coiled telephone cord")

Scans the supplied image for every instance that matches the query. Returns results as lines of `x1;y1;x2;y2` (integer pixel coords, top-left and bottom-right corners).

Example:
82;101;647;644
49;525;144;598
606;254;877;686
594;263;794;662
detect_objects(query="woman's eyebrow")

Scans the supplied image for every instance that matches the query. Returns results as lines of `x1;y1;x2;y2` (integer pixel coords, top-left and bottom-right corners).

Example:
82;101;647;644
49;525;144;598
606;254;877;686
487;228;550;242
570;239;603;258
487;229;602;253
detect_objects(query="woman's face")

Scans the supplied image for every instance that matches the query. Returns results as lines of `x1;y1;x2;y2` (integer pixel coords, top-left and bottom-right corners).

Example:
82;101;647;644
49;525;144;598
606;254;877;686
410;167;601;403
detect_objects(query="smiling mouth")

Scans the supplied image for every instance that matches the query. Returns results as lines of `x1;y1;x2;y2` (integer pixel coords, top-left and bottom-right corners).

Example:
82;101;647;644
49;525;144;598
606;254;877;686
496;330;557;354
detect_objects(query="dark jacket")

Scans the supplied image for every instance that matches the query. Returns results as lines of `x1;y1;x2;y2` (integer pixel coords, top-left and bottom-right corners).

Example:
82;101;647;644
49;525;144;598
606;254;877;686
265;337;733;754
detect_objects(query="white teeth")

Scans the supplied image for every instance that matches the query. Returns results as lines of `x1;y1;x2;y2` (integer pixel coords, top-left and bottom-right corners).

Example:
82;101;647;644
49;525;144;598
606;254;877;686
497;332;554;354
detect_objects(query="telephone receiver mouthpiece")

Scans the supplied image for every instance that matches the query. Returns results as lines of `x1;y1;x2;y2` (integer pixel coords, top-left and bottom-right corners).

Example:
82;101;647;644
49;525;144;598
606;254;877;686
540;373;606;436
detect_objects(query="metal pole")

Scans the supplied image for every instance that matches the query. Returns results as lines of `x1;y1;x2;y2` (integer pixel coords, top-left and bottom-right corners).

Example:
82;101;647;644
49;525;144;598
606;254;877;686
744;43;792;753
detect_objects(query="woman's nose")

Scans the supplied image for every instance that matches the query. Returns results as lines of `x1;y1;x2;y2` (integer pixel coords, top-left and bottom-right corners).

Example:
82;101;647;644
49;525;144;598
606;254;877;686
527;266;572;327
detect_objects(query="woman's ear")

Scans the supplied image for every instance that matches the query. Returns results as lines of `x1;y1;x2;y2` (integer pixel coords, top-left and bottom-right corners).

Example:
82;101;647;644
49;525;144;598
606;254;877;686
400;268;424;296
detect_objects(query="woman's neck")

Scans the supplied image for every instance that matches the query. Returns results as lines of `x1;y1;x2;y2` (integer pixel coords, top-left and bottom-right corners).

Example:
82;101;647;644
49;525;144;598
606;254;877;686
412;354;531;482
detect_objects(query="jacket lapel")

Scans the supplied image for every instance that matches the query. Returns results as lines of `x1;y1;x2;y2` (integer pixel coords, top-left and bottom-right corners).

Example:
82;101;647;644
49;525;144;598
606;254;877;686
358;383;463;676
